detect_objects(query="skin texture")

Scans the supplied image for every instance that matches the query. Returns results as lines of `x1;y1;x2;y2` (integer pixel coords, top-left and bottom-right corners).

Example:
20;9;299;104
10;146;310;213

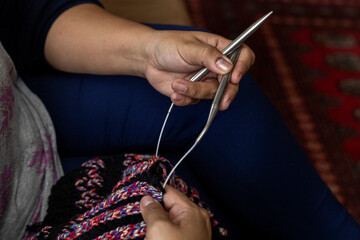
44;4;255;238
45;4;255;110
140;186;212;240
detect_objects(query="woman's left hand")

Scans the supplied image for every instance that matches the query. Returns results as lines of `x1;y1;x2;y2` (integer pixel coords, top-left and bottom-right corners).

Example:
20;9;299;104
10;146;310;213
140;185;212;240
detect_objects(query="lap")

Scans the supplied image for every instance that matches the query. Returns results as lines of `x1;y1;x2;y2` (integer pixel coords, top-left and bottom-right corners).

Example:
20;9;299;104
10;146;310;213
22;23;360;240
24;71;360;239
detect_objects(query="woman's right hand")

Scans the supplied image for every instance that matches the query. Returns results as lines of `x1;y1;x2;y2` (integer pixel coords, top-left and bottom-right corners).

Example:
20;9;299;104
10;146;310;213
144;30;255;110
140;185;212;240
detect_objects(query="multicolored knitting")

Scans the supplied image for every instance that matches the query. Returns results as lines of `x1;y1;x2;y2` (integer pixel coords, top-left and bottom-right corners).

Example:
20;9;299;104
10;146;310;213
28;154;228;239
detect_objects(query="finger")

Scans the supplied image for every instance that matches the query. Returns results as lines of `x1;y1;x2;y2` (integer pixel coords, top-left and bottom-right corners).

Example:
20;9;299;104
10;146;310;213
163;187;194;224
179;40;233;75
171;78;219;100
163;186;210;229
219;82;239;110
231;44;255;84
162;186;193;211
140;196;169;224
171;92;198;106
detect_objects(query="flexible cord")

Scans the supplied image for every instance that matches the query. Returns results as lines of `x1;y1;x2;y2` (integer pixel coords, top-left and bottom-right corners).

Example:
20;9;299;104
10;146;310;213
155;103;174;157
162;139;199;188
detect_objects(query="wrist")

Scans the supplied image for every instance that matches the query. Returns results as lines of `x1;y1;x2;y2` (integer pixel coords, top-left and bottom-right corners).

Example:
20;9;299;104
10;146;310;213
109;24;156;77
134;28;157;78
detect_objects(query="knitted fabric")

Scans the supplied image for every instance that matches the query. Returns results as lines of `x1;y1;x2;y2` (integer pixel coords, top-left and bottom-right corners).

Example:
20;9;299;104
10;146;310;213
29;154;228;239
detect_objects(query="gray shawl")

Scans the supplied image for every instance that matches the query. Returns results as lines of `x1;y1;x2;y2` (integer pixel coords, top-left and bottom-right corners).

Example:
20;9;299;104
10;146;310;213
0;43;63;239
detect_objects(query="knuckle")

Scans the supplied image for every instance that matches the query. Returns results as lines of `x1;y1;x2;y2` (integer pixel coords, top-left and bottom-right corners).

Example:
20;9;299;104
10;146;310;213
209;83;218;98
193;83;201;98
202;45;218;61
205;87;216;99
188;82;201;98
179;96;195;106
204;80;219;99
179;205;195;216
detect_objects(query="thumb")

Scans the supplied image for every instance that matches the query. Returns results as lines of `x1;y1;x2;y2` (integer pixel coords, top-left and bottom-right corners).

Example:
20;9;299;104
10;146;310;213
181;43;233;75
140;196;169;224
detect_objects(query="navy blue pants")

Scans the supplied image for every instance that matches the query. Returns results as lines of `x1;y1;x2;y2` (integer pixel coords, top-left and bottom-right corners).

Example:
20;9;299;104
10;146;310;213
24;25;360;240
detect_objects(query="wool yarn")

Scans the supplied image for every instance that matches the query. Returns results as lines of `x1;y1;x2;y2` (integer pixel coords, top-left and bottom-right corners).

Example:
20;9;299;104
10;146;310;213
28;154;227;239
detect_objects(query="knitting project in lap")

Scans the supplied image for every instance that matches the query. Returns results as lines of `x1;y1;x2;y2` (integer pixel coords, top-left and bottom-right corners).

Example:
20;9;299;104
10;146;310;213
29;154;227;239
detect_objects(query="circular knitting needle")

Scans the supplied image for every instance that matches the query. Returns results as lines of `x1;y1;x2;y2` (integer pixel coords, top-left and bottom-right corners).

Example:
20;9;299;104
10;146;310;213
155;11;273;158
162;49;241;189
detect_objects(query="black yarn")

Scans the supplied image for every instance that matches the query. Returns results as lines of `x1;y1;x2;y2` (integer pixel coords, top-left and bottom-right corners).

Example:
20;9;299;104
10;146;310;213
28;154;228;239
42;156;125;226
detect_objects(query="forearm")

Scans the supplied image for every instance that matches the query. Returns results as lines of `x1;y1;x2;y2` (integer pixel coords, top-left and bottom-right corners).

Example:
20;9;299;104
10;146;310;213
45;3;154;76
45;3;255;109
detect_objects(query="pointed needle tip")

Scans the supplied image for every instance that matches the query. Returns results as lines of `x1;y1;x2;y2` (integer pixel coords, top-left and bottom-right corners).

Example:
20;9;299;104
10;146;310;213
265;11;273;17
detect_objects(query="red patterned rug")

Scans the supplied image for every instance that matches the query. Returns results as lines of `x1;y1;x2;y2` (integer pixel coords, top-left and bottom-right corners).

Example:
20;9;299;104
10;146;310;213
185;0;360;223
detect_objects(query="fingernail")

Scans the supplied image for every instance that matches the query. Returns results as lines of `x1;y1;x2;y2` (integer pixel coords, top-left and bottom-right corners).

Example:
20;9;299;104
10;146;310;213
142;196;155;207
172;94;184;102
175;82;187;94
216;57;232;72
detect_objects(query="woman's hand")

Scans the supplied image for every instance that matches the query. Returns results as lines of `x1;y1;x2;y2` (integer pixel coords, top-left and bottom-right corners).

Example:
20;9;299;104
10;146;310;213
45;4;255;110
145;30;255;110
140;186;212;240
